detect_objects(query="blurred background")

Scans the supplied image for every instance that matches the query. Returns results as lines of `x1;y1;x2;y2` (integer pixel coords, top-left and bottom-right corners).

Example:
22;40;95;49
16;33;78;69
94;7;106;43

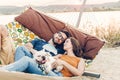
0;0;120;47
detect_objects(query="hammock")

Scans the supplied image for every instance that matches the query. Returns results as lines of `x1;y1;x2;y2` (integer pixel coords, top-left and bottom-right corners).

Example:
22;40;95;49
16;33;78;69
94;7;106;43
0;70;83;80
0;7;104;79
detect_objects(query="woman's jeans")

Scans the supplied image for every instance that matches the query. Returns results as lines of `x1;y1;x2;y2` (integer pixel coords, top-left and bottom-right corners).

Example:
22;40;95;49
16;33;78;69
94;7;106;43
2;56;62;76
14;46;33;61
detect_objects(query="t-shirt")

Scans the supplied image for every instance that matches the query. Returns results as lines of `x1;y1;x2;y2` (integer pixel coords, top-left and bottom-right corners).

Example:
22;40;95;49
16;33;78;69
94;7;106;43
31;38;64;56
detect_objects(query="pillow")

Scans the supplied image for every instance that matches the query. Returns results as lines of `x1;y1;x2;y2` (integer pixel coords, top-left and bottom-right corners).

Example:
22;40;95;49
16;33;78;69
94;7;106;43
63;26;105;59
5;21;38;47
15;8;65;41
15;8;104;60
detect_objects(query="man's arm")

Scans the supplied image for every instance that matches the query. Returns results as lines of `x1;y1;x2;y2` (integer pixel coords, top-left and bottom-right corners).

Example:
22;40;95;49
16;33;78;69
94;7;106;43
24;42;33;50
24;42;38;55
29;48;38;55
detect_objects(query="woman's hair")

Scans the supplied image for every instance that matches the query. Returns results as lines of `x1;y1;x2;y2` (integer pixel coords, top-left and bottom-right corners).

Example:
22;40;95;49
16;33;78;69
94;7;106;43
69;37;83;57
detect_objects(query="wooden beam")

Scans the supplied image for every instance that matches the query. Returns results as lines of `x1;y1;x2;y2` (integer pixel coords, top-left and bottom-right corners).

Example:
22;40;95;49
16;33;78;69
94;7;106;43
76;0;87;28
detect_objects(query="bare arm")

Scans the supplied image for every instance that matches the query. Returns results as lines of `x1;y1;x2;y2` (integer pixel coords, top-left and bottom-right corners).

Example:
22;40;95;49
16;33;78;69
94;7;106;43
54;54;62;59
77;58;85;75
62;58;85;76
24;42;39;55
53;58;85;76
24;42;33;50
29;48;38;55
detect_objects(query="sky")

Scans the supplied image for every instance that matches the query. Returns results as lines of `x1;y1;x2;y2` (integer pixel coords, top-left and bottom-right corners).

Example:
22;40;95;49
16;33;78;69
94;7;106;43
0;0;119;6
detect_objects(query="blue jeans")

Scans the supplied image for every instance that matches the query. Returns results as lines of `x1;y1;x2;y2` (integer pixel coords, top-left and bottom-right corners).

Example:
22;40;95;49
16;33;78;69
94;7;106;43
15;46;33;61
2;56;62;76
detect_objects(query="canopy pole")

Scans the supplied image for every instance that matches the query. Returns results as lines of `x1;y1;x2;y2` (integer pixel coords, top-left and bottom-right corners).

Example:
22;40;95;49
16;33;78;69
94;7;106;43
76;0;87;28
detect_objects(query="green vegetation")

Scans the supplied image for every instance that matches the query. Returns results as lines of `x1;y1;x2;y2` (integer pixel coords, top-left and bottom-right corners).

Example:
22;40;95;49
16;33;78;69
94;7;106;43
0;60;1;64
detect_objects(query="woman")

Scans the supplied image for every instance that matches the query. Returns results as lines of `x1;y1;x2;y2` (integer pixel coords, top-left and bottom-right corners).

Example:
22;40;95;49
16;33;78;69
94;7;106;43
0;37;85;77
53;37;85;77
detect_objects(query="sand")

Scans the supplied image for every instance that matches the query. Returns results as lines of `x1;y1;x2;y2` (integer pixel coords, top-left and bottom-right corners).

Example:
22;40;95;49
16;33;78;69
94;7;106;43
0;47;120;80
85;47;120;80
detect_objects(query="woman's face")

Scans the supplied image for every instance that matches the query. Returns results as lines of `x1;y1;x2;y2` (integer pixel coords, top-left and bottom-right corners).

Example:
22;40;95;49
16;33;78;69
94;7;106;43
63;38;72;51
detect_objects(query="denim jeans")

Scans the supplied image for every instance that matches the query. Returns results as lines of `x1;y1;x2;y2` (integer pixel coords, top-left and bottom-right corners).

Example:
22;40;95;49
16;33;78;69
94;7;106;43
2;56;62;76
14;46;33;61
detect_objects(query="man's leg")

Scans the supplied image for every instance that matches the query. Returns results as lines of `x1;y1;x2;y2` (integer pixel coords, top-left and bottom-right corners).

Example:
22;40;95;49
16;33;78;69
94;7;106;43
1;56;44;75
47;71;63;76
2;56;63;76
14;46;33;61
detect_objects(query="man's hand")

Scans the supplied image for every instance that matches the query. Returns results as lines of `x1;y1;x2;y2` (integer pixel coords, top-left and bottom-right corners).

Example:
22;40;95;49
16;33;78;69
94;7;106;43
30;48;38;55
24;42;33;51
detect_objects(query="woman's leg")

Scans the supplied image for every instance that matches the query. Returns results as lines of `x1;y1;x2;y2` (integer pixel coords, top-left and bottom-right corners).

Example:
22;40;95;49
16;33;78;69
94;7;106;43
14;46;33;61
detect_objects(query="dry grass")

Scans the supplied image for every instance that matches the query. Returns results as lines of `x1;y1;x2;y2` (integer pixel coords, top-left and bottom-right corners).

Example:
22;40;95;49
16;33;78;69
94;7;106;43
79;20;120;47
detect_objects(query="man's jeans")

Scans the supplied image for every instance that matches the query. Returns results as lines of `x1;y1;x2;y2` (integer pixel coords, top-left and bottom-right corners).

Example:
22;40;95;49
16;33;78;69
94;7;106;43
2;56;62;76
15;46;33;61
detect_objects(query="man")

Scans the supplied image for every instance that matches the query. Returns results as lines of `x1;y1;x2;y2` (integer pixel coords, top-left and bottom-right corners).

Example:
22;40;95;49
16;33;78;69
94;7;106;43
15;30;71;61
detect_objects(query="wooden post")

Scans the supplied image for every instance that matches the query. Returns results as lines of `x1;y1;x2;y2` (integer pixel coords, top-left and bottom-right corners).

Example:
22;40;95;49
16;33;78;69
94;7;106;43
76;0;87;28
83;71;101;78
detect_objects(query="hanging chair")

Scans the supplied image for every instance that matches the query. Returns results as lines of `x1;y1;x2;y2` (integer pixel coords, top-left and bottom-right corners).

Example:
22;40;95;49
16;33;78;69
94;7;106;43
0;7;104;79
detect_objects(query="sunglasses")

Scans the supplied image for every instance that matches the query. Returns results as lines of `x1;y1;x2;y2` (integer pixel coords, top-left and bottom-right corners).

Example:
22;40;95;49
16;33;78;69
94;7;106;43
57;32;65;42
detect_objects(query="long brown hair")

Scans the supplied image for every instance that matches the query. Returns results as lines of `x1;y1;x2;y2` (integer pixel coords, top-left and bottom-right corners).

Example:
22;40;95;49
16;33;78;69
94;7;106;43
69;37;83;57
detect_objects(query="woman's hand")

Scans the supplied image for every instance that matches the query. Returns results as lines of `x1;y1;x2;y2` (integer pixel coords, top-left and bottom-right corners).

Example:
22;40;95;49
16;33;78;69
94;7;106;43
53;54;62;59
52;59;65;68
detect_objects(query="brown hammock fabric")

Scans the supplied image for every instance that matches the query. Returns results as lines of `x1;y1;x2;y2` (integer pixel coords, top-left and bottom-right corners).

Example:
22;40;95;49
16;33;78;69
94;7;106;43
15;8;104;60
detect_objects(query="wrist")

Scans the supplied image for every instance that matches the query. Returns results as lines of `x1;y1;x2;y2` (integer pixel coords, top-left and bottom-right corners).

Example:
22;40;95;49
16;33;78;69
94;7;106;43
62;60;66;65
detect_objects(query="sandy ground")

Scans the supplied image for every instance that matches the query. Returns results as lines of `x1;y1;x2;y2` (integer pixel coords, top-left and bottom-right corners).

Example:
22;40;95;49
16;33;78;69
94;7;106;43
0;47;120;80
84;47;120;80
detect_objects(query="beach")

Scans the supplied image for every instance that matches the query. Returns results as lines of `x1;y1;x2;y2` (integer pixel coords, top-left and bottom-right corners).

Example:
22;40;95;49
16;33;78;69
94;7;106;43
85;47;120;80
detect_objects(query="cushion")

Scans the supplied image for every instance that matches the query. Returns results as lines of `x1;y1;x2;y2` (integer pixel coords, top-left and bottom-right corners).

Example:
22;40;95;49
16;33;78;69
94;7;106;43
15;8;65;41
5;21;38;47
63;26;105;59
15;8;104;60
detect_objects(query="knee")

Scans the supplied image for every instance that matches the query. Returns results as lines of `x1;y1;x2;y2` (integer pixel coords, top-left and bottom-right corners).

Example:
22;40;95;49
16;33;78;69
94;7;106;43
15;46;26;54
16;46;25;51
22;56;33;62
22;56;30;60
